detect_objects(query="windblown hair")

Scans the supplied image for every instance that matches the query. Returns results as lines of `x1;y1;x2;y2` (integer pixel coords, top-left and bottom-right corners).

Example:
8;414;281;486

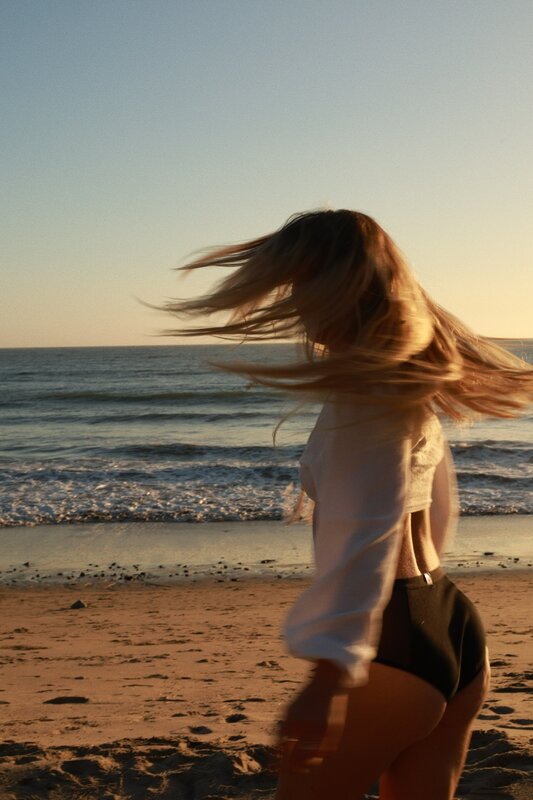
163;209;533;423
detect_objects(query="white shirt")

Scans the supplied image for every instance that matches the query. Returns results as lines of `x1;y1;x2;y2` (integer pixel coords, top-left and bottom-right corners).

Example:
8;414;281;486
284;400;458;686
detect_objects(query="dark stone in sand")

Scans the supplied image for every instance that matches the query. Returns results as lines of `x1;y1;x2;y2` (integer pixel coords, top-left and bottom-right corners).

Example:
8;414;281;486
44;696;89;704
225;713;248;723
70;599;87;609
189;725;213;734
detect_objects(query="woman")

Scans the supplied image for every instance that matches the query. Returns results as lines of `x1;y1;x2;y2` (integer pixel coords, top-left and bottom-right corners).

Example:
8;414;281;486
164;210;533;800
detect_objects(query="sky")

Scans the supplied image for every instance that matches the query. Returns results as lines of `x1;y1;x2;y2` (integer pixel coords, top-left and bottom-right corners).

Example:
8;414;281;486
2;0;532;347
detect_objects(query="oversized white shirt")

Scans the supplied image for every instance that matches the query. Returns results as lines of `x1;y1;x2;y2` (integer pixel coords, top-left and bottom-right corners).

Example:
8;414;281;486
284;400;458;686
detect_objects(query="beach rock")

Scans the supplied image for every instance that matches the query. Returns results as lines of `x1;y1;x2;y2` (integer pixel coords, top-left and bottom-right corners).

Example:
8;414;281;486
70;599;87;609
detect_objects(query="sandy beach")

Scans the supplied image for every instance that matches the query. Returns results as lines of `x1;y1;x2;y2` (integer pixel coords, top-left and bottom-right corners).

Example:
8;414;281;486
0;567;531;799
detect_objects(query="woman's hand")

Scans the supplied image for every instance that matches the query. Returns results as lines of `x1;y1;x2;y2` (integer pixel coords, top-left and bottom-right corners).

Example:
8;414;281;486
276;661;350;772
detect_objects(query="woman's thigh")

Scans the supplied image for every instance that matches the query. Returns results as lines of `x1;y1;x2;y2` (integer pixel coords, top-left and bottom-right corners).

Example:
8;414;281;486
380;651;491;800
276;662;447;800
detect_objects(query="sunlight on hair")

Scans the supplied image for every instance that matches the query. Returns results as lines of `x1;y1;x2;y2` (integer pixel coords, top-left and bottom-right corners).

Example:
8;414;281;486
161;209;533;428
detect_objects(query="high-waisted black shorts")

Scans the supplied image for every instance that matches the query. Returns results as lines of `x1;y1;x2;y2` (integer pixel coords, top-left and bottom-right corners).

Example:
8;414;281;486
374;568;486;701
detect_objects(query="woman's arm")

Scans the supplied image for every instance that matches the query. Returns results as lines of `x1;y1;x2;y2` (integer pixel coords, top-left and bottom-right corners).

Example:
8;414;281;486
284;403;411;687
279;406;411;758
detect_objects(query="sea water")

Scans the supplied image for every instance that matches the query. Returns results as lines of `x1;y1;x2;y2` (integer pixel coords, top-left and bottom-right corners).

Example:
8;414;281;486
0;342;531;528
0;342;531;578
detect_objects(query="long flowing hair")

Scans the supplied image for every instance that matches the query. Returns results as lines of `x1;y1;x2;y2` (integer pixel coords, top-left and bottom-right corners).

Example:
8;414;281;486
162;209;533;424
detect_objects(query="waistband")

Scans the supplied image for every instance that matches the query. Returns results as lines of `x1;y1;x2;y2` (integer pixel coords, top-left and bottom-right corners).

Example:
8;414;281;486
393;566;445;588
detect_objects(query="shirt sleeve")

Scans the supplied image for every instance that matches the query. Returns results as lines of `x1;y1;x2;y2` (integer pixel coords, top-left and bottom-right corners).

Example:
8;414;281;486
284;404;411;687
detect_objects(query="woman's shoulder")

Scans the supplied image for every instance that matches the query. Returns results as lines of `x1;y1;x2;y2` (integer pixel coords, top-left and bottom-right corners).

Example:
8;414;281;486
302;397;416;465
319;396;418;438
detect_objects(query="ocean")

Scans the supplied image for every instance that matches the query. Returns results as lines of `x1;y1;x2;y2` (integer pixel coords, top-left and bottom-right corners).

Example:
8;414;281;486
0;342;532;529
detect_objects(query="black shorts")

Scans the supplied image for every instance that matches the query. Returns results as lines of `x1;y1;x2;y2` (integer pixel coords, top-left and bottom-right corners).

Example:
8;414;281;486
374;568;486;700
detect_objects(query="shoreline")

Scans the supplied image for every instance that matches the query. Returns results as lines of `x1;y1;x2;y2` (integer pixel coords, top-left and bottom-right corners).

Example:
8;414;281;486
0;515;531;586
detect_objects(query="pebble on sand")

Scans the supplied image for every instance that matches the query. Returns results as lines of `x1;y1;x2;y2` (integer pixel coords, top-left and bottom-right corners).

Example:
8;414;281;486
44;696;89;705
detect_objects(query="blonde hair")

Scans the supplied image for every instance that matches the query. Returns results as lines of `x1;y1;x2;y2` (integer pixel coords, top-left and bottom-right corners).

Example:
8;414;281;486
163;209;533;423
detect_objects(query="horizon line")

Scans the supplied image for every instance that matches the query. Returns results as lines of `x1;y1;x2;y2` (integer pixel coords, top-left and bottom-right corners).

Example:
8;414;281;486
1;336;532;351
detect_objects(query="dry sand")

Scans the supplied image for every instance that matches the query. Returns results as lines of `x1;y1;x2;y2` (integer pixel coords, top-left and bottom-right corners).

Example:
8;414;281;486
0;571;531;799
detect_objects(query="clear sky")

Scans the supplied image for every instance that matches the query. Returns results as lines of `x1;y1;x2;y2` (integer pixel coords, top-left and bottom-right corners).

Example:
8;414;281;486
2;0;532;347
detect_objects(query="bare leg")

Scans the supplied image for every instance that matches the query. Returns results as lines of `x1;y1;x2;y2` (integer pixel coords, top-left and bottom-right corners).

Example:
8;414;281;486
380;650;490;800
276;662;446;800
